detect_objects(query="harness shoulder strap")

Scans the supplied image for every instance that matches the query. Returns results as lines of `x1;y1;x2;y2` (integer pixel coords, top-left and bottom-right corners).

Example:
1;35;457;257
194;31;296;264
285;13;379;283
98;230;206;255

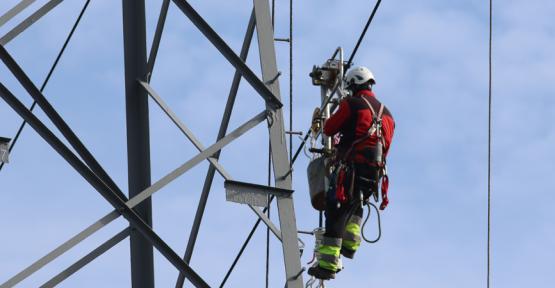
360;96;384;137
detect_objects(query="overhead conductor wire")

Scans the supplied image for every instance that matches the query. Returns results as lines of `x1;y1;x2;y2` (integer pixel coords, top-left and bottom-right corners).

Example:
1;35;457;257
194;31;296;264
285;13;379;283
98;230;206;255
290;0;383;167
0;0;92;172
487;0;493;287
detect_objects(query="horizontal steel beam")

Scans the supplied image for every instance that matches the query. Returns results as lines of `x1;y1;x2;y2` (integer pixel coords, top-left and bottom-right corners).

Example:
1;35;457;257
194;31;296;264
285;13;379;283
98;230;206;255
170;0;283;110
0;83;210;288
0;0;63;45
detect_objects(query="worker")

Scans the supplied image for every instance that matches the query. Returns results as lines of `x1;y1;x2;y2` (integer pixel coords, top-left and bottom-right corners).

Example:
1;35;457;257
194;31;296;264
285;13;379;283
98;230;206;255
308;66;395;280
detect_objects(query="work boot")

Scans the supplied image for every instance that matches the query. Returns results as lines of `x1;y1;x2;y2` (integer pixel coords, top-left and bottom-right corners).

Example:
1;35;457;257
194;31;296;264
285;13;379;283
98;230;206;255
312;236;342;279
340;247;356;259
308;265;336;280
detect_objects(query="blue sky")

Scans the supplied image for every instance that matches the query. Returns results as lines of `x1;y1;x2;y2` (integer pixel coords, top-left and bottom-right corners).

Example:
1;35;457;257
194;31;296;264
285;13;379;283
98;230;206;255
1;0;554;287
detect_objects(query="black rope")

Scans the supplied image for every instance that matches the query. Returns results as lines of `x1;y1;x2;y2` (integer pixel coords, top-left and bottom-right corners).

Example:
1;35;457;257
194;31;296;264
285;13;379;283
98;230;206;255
361;202;381;243
347;0;382;66
0;0;91;172
487;0;493;287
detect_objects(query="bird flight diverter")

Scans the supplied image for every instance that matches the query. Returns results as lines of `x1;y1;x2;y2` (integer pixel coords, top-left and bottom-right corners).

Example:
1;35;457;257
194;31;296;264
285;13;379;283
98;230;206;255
224;180;293;207
0;137;10;164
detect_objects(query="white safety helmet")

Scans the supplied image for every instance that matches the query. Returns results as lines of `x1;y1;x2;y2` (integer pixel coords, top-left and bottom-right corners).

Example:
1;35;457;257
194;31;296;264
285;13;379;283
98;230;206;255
345;66;376;86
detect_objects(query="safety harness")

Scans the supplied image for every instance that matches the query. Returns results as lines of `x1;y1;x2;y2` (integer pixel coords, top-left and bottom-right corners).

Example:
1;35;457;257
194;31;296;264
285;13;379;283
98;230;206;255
334;96;390;210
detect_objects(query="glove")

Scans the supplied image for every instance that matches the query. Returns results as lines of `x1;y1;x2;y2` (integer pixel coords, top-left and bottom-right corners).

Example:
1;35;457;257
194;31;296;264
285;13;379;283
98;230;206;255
311;107;322;136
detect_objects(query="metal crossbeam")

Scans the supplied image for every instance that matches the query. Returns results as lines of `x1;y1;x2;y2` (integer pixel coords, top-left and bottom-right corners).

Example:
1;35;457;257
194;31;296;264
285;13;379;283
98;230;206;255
139;81;232;179
0;92;268;286
39;228;131;288
1;1;305;286
139;81;284;242
0;0;63;45
171;0;283;110
0;83;210;288
0;45;129;203
176;9;257;287
0;0;37;28
253;0;303;286
146;0;170;78
0;212;119;287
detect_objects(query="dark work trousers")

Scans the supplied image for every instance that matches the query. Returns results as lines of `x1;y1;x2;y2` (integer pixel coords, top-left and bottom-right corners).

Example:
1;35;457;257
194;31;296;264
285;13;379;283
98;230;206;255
325;163;379;239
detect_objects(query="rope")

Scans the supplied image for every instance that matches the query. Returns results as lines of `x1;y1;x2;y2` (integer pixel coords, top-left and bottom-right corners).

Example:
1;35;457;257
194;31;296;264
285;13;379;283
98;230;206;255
347;0;383;66
487;0;493;287
0;0;91;172
361;202;381;243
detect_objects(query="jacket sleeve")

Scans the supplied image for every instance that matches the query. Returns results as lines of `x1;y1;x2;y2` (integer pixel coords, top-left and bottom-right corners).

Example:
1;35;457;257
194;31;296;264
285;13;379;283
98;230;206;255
382;116;395;158
323;99;351;136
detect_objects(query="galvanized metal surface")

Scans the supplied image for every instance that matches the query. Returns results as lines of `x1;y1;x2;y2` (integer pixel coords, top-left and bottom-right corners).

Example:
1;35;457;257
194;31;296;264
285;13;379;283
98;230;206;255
0;0;63;45
254;0;304;286
0;0;305;286
0;83;210;288
225;180;293;207
171;0;283;110
39;228;131;288
0;0;37;28
176;8;257;288
139;81;232;180
122;0;155;286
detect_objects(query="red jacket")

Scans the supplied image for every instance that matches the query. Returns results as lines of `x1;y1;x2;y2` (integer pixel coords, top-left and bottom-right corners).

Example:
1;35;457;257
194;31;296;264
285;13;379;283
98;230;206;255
323;90;395;163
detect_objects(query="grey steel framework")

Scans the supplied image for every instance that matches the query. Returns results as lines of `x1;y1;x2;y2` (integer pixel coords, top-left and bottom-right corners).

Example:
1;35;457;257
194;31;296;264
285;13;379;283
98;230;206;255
0;0;303;287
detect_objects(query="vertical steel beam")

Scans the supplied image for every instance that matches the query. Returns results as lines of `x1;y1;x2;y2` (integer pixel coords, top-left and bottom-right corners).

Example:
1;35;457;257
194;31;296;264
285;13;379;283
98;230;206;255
253;0;303;286
122;1;154;287
175;9;256;288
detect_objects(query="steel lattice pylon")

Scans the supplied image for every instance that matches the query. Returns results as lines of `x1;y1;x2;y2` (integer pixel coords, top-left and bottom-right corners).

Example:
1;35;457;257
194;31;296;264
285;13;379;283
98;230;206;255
0;0;304;287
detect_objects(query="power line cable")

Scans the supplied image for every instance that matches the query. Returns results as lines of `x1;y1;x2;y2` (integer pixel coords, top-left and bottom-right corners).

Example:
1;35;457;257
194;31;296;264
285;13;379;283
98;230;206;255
487;0;493;287
266;139;271;288
347;0;382;66
0;0;91;172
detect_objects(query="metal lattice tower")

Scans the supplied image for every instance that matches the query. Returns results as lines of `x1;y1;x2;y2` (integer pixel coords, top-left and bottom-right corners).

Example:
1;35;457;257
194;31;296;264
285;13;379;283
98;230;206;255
0;0;304;287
